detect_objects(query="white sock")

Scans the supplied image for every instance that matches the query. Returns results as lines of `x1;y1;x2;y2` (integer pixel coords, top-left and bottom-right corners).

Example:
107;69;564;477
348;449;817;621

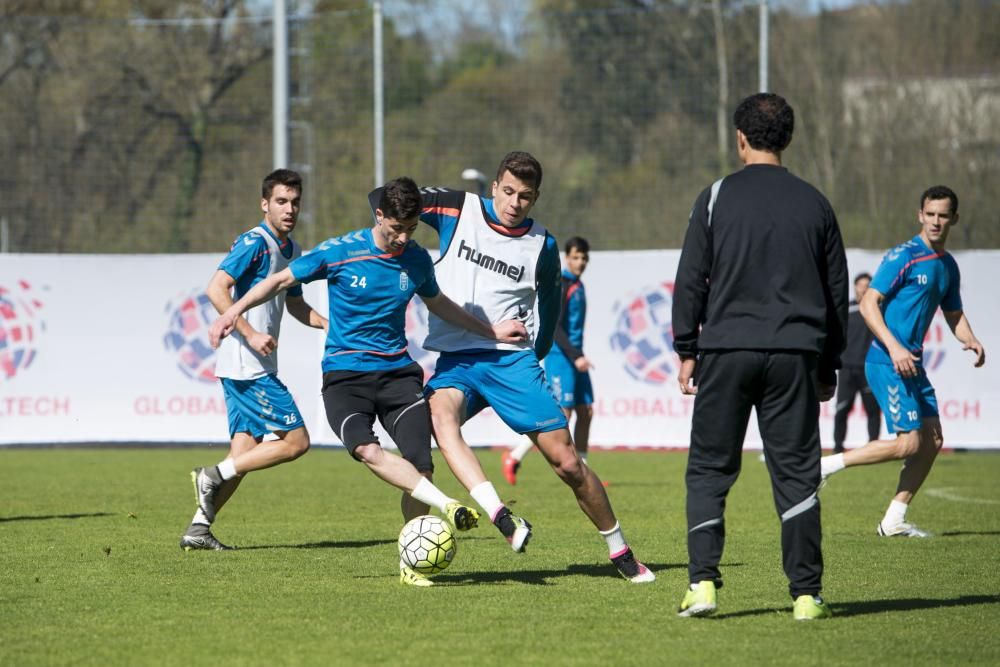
599;521;628;557
821;453;845;477
217;458;238;481
191;508;211;527
409;477;454;514
510;438;534;462
469;481;505;522
882;500;908;527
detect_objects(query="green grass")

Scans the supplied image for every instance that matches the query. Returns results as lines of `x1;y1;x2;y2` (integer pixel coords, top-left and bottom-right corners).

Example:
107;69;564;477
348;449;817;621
1;447;999;666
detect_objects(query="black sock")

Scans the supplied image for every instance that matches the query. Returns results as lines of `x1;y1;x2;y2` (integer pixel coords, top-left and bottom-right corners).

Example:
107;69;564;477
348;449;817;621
493;507;514;537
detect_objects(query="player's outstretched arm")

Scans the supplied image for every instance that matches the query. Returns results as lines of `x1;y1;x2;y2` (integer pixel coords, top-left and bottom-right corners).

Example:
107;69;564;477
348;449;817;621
943;310;986;367
860;287;919;378
209;268;301;349
422;293;527;343
286;294;328;332
206;269;261;342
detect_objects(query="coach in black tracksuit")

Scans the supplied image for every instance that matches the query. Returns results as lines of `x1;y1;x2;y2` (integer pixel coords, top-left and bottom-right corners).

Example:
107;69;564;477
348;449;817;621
832;273;881;453
672;93;848;614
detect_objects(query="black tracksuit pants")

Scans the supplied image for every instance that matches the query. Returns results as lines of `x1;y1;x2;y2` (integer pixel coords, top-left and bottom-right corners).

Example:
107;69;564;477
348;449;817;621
686;350;823;598
832;366;881;452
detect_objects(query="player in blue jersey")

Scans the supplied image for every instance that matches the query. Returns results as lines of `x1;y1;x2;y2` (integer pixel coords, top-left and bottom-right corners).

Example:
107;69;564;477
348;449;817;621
383;152;653;583
821;186;986;537
181;169;328;551
209;177;528;585
502;236;596;483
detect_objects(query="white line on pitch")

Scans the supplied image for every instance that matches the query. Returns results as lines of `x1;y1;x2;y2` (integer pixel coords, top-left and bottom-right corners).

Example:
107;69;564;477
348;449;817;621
925;487;1000;505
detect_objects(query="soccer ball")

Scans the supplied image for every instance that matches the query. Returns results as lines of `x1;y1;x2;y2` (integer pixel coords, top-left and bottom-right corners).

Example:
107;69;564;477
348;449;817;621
398;515;457;575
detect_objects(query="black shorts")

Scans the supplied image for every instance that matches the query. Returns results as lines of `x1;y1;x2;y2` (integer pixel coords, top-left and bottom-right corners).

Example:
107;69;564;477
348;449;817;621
321;363;433;473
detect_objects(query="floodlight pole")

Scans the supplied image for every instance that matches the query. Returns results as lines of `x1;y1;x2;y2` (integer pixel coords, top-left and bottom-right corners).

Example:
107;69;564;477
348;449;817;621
273;0;289;168
759;0;769;92
462;169;488;197
373;0;385;188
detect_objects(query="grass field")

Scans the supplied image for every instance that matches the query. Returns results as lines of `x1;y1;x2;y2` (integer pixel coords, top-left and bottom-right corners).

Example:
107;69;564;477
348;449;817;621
2;446;999;666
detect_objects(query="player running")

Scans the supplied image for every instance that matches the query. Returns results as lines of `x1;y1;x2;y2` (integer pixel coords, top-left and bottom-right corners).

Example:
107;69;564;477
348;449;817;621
820;185;985;537
181;169;327;552
207;177;527;586
502;236;596;484
372;152;653;583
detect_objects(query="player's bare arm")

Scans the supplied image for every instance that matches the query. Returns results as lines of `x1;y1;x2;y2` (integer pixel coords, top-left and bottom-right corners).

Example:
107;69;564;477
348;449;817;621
422;292;527;343
285;294;328;332
943;309;986;367
209;267;301;349
860;286;918;378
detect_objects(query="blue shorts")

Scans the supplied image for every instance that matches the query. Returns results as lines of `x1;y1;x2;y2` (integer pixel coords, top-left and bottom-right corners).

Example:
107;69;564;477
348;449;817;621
865;362;939;434
427;349;568;435
221;374;304;439
543;351;594;408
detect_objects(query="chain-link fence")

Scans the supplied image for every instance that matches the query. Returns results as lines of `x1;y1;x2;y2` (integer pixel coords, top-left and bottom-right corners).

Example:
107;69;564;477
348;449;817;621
1;0;997;254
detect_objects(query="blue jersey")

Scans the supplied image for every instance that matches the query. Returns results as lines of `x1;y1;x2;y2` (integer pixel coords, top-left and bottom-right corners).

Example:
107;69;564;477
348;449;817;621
550;269;587;363
866;235;962;367
412;188;562;359
290;227;440;372
218;222;303;299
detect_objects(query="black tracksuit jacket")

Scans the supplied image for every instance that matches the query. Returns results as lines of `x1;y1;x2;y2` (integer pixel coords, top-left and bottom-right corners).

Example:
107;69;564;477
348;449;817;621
672;163;849;384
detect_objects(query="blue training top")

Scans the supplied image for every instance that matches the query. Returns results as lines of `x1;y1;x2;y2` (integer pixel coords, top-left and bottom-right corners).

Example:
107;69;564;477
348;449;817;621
866;234;962;367
549;268;587;363
290;227;440;372
219;222;304;299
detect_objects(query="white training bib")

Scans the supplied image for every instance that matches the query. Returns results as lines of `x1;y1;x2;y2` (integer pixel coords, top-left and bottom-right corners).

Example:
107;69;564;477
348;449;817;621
214;227;300;380
425;192;547;353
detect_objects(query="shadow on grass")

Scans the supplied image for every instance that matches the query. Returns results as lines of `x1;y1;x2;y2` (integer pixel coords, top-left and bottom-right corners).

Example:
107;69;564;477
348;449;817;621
423;561;690;586
240;538;396;550
241;533;518;551
714;594;1000;619
940;531;1000;537
0;512;113;523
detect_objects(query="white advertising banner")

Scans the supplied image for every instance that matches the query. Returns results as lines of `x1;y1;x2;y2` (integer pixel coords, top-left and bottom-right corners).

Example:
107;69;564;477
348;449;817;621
1;250;997;448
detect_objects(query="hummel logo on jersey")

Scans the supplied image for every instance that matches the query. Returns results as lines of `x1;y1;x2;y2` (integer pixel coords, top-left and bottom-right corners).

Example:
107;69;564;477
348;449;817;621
319;230;366;251
457;239;525;282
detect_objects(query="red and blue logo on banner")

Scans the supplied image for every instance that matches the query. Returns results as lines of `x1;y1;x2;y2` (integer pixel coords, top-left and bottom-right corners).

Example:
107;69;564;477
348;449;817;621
0;280;45;381
163;290;217;384
609;282;677;385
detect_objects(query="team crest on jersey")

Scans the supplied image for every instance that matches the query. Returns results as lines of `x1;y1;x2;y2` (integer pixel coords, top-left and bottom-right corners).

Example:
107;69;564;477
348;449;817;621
399;271;410;291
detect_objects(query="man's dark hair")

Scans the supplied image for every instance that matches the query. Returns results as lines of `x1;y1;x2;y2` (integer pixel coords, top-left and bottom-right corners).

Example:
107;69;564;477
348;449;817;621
733;93;795;154
378;177;423;220
495;151;543;190
920;185;959;215
854;272;872;284
262;168;303;200
565;236;590;255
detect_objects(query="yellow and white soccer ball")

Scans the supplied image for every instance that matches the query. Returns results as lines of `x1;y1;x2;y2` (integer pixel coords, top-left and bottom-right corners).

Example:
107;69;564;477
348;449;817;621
398;515;457;575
